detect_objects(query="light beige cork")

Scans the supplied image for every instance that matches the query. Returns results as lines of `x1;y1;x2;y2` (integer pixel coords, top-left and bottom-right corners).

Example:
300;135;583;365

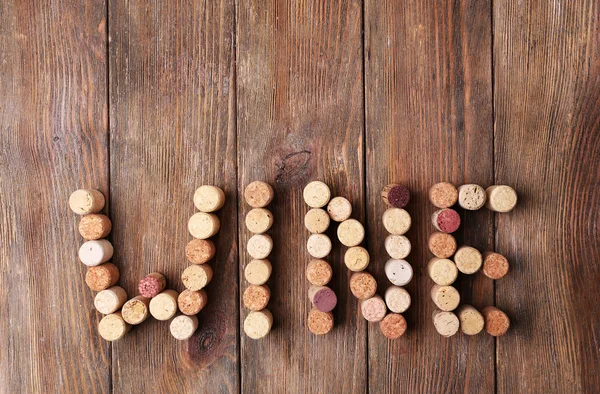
244;181;274;208
244;309;273;339
454;246;483;274
178;289;208;316
349;272;377;300
344;246;370;272
188;212;220;239
98;312;131;341
121;296;150;325
308;308;334;335
428;183;458;209
69;189;105;215
427;257;459;286
78;214;112;240
380;313;408;339
303;181;331;208
243;284;271;311
482;252;510;280
149;289;179;321
182;264;213;291
78;239;114;267
457;184;487;210
432;310;460;337
482;306;510;336
307;233;332;259
384;286;411;314
428;232;457;259
384;259;413;286
94;286;127;315
457;305;485;335
384;235;411;259
361;295;387;322
306;259;333;286
337;219;365;247
304;208;330;234
170;315;199;340
185;239;216;265
430;285;460;311
382;208;411;235
485;185;517;213
246;208;274;234
85;263;120;292
193;185;226;213
327;197;352;222
245;259;272;285
247;234;273;259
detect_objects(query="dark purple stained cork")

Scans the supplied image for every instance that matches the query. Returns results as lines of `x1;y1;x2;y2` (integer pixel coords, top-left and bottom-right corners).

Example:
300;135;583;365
387;185;410;208
311;287;337;313
138;273;166;298
434;209;461;233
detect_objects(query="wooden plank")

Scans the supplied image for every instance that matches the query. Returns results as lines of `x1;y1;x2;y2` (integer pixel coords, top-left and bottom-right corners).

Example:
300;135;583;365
236;0;366;392
108;0;238;392
0;0;110;392
494;1;600;392
364;1;495;392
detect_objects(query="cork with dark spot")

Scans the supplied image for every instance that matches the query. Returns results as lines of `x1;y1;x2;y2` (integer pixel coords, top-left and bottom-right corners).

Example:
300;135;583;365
306;259;332;286
304;208;330;234
381;184;410;208
85;263;119;292
307;308;334;335
457;184;487;210
482;252;510;279
178;289;208;315
138;272;166;298
308;285;337;312
244;181;274;208
428;182;458;208
243;284;271;311
78;214;112;240
430;284;460;311
482;306;510;336
428;232;457;258
326;196;352;222
431;208;461;233
121;296;150;325
246;208;274;234
349;272;377;300
379;313;407;339
185;239;216;265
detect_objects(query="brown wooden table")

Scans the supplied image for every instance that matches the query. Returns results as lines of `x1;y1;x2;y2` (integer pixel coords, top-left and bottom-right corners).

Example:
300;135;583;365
1;1;598;393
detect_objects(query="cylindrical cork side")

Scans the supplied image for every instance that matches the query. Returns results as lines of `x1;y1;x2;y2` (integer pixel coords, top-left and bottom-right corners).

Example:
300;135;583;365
78;240;114;267
482;252;510;280
188;212;220;239
193;185;226;212
432;310;459;337
69;189;106;215
381;184;410;208
482;306;510;336
457;305;485;335
308;308;334;335
182;264;213;291
243;285;271;311
306;259;333;286
427;258;458;286
428;183;458;209
94;286;128;315
85;263;120;292
149;289;179;321
185;239;216;265
121;296;150;325
349;272;377;300
98;312;131;341
178;289;208;315
308;285;337;312
485;185;517;213
170;315;199;340
244;309;273;339
428;232;457;259
431;209;461;233
138;272;166;298
379;313;407;339
454;246;483;274
457;184;487;210
430;285;460;311
78;214;112;240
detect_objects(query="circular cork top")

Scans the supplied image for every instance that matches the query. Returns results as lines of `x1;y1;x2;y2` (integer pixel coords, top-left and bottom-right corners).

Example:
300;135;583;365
170;315;199;340
149;290;179;321
193;185;226;212
246;208;274;234
244;181;274;208
458;184;487;210
432;310;460;337
384;235;411;259
482;252;509;280
188;212;220;239
185;239;216;265
430;285;460;311
244;309;273;339
308;286;337;312
304;208;330;234
178;289;208;315
98;313;129;341
486;185;517;213
78;240;114;267
428;232;457;259
138;273;166;298
344;246;370;272
327;197;352;222
337;219;365;247
350;272;377;300
85;263;119;292
454;246;483;274
303;181;331;208
306;259;332;286
384;259;413;286
121;297;150;325
385;286;411;313
380;313;407;339
382;184;410;208
429;183;458;208
182;264;213;291
361;296;387;322
432;209;461;233
458;305;485;335
247;234;273;259
482;306;510;336
94;286;127;315
245;259;272;285
307;234;332;259
243;285;271;311
69;189;105;215
79;214;112;240
382;208;411;235
427;258;458;286
308;308;334;335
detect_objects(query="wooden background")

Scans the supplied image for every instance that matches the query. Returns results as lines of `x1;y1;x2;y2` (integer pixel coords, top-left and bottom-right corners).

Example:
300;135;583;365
1;0;598;393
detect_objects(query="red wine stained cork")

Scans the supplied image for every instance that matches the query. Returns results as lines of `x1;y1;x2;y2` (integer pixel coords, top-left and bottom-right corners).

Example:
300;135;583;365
361;295;387;322
457;305;485;335
306;259;333;286
382;208;411;235
245;259;272;285
306;234;332;259
431;209;461;233
428;232;457;259
384;286;411;313
337;219;365;247
380;313;407;339
308;308;334;335
482;306;510;336
78;214;112;240
432;310;459;337
149;289;179;320
121;296;150;325
243;284;271;311
78;239;113;267
454;246;483;274
85;263;120;291
188;212;220;239
304;208;330;234
429;182;458;209
246;208;274;234
349;272;377;300
138;272;167;298
381;184;410;208
384;235;411;259
485;185;517;213
482;252;510;279
457;184;487;210
98;312;131;341
327;196;352;222
69;189;105;215
170;315;199;340
427;257;458;286
384;259;413;286
308;285;337;312
244;181;274;208
182;264;213;291
244;309;273;339
178;289;208;315
303;181;331;208
247;234;273;259
193;185;225;212
430;285;460;311
94;286;127;315
185;239;216;265
344;246;370;272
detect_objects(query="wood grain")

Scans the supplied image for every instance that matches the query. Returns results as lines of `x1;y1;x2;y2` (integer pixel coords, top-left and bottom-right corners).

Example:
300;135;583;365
236;0;366;392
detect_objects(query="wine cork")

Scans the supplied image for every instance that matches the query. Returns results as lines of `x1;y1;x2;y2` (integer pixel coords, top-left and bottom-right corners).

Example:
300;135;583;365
384;286;411;313
429;182;458;209
244;181;274;208
430;285;460;311
457;305;485;335
182;264;213;291
193;185;225;212
306;234;332;259
78;214;112;240
380;313;407;339
248;234;273;259
349;272;377;300
337;219;365;247
149;289;179;320
178;289;208;315
85;263;120;292
243;284;271;311
304;208;330;234
170;315;199;340
78;239;113;267
307;308;334;335
485;185;517;213
457;184;487;210
244;309;273;339
454;246;483;274
384;259;413;286
138;273;167;298
431;208;461;233
381;184;410;208
344;246;370;272
245;259;272;285
427;257;458;286
306;259;332;286
327;196;352;222
185;239;216;265
69;189;105;215
303;181;331;208
482;306;510;336
308;285;337;312
361;295;387;322
246;208;274;234
98;312;130;341
382;208;411;235
121;296;150;325
188;212;220;239
384;235;411;259
94;286;127;315
432;310;460;337
428;232;457;259
482;252;510;279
